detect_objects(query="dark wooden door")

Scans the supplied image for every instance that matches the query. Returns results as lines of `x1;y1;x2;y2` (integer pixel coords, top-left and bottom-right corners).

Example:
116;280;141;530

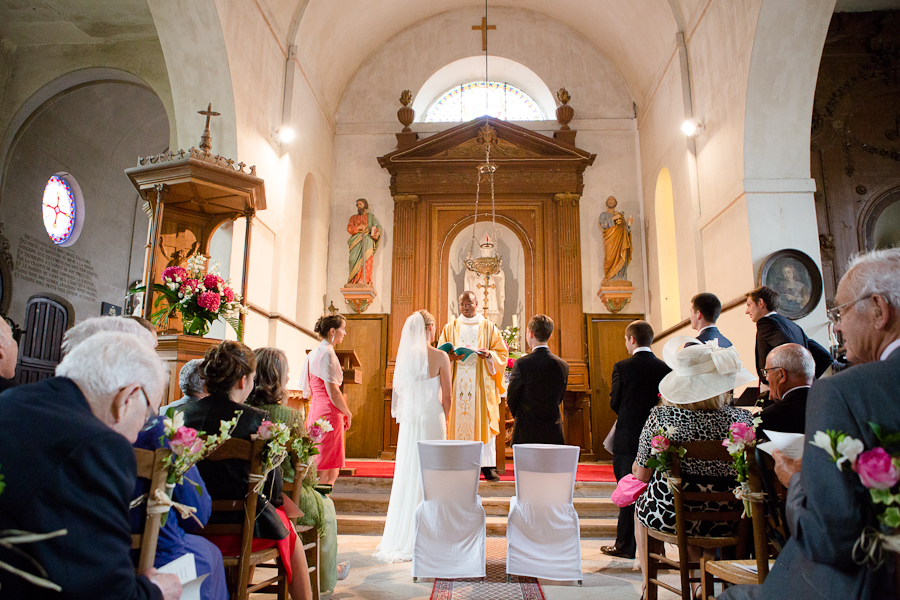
586;314;643;460
16;297;68;384
342;314;387;458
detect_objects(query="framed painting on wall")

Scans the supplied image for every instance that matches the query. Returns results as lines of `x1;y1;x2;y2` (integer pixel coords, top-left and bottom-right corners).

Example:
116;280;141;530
758;249;823;320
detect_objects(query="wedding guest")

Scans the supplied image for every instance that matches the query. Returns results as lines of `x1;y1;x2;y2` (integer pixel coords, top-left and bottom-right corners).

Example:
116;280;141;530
375;310;450;563
0;316;20;393
506;314;569;445
183;341;312;600
0;332;181;600
686;292;732;347
247;347;348;591
758;343;813;435
633;342;755;593
61;316;157;356
721;248;900;600
163;358;208;415
301;314;353;488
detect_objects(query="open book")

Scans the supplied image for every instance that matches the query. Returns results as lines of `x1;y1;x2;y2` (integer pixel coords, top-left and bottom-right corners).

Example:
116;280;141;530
158;553;208;600
437;342;476;359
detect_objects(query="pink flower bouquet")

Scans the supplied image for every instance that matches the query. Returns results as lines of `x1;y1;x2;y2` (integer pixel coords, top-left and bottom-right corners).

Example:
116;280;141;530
723;419;761;517
130;255;248;339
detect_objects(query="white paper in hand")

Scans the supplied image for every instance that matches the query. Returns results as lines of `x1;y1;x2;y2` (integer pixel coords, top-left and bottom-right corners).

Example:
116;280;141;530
158;553;208;600
757;430;805;459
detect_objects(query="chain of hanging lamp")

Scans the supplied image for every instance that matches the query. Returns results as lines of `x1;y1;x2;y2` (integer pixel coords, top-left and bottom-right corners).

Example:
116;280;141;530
463;0;502;283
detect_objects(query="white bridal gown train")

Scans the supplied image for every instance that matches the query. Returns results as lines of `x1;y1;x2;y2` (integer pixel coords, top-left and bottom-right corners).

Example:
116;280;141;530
374;375;446;563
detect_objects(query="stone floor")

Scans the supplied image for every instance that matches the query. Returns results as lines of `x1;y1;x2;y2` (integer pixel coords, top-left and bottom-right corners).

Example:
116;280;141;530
257;535;697;600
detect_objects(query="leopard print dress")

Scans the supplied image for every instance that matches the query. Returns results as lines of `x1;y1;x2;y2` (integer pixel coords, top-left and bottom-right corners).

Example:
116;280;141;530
635;405;754;537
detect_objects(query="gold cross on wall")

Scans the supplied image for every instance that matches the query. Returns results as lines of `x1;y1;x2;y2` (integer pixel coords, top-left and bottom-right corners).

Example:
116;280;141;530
472;17;496;52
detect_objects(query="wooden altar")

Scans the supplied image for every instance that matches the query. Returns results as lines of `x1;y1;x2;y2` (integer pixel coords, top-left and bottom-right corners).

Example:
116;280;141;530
378;116;597;463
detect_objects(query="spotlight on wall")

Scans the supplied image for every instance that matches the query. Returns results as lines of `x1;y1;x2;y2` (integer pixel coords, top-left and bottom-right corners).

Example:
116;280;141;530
681;118;704;137
273;126;295;145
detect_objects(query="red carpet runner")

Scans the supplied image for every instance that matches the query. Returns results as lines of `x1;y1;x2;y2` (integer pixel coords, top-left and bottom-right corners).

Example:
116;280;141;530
429;537;545;600
344;460;615;482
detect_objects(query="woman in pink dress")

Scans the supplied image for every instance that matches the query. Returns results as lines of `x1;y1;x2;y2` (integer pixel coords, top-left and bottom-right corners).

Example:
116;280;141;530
301;314;352;486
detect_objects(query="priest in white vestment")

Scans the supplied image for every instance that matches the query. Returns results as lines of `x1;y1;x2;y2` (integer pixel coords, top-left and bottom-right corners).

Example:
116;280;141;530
439;291;508;480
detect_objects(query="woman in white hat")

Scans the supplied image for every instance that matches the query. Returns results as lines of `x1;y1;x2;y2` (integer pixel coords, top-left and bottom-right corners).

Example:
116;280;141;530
632;340;756;595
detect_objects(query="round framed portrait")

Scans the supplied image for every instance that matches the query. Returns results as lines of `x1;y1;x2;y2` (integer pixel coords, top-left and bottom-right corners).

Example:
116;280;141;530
758;249;823;320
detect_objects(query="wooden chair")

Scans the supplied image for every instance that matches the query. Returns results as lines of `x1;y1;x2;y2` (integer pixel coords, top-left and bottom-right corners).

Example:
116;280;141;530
641;441;749;600
132;447;171;573
265;450;320;600
700;449;773;598
754;447;789;553
199;438;289;600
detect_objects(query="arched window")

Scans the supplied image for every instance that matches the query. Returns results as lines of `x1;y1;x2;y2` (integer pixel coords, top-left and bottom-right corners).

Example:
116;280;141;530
655;168;681;328
424;81;544;123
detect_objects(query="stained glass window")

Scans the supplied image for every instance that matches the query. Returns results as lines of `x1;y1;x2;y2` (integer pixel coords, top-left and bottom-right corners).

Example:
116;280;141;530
424;81;543;123
42;175;77;245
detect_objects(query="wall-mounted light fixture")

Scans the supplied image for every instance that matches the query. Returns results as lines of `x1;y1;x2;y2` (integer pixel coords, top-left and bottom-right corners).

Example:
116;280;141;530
273;126;295;146
681;118;704;137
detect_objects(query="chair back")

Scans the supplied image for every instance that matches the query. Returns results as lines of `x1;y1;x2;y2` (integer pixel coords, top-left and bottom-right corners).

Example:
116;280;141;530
512;444;579;506
418;440;482;504
744;450;770;581
132;447;171;573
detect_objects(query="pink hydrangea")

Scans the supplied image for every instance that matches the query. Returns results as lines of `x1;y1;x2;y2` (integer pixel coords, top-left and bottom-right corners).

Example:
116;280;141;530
169;426;199;456
162;266;188;283
853;448;900;490
222;287;235;303
203;274;223;291
728;422;756;446
197;291;221;312
180;278;199;296
650;435;670;455
257;421;275;440
308;425;324;443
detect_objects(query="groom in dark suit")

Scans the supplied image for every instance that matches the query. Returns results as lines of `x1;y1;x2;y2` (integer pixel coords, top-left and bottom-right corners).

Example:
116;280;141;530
602;320;671;559
507;314;569;446
721;248;900;600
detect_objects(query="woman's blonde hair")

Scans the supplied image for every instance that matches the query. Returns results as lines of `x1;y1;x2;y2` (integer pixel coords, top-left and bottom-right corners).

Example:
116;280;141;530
417;309;435;327
661;392;731;411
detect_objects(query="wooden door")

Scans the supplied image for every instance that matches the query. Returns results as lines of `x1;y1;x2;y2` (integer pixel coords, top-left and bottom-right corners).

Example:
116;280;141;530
15;296;68;384
586;314;643;460
343;314;387;458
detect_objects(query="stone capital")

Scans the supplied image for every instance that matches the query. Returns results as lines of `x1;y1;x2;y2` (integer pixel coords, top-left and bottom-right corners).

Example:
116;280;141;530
393;194;420;207
553;192;580;207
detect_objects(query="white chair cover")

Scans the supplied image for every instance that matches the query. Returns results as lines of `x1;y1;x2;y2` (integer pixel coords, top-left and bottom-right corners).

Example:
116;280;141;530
506;444;582;581
412;440;486;579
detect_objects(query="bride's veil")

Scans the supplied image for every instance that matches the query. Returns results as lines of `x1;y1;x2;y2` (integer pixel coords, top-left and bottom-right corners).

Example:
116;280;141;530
392;311;430;423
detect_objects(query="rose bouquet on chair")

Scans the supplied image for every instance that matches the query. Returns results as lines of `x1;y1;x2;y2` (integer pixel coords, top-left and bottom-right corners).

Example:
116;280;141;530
149;410;240;526
723;420;762;517
291;418;333;482
645;426;686;489
130;254;248;339
810;424;900;568
254;421;292;497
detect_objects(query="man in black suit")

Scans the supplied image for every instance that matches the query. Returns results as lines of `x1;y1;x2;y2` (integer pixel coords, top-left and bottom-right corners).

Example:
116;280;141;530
745;285;832;386
602;320;671;559
686;292;732;347
0;331;181;600
507;314;569;445
721;248;900;600
758;343;813;435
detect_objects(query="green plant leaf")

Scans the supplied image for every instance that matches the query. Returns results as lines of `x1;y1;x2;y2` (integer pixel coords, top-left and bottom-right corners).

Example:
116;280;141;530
224;315;244;342
881;506;900;528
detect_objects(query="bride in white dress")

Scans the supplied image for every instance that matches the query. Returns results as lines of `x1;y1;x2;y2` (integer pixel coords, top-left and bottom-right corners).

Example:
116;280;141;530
374;309;451;563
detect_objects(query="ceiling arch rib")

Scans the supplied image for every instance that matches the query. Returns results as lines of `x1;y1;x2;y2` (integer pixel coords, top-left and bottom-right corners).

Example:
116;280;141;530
266;0;680;119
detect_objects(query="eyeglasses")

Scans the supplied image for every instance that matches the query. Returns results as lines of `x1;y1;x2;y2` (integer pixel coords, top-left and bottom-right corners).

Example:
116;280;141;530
136;386;157;431
826;294;873;324
460;302;475;308
760;366;783;376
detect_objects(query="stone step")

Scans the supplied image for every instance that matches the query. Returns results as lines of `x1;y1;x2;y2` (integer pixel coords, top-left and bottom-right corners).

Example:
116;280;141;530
336;514;618;538
332;492;620;518
332;477;616;498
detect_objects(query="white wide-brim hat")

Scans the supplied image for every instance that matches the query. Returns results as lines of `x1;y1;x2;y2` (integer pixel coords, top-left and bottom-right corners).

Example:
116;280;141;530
658;336;757;405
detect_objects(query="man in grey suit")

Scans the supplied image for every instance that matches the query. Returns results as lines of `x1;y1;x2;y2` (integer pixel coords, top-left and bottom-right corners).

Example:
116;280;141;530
720;247;900;600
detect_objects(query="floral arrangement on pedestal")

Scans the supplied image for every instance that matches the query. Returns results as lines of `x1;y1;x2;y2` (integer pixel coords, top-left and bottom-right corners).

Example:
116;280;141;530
131;255;248;339
500;325;524;377
810;424;900;567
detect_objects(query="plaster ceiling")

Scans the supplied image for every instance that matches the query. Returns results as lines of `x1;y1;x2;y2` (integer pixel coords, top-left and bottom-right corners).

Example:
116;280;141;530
0;0;156;49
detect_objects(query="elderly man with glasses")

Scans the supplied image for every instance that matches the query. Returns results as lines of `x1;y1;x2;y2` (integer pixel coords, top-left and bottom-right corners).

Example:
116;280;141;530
720;248;900;600
757;343;814;435
0;332;182;600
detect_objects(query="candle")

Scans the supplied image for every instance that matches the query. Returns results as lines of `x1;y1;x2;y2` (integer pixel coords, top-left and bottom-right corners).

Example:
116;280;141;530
512;314;518;329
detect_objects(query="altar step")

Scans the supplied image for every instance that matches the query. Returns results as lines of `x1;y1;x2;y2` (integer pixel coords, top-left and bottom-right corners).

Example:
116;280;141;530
332;477;620;538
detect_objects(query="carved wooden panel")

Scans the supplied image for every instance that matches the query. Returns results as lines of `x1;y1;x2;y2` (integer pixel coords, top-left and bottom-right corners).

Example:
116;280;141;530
342;314;388;458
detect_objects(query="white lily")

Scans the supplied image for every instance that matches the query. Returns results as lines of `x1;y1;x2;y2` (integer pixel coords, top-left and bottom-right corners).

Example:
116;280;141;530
810;430;836;459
